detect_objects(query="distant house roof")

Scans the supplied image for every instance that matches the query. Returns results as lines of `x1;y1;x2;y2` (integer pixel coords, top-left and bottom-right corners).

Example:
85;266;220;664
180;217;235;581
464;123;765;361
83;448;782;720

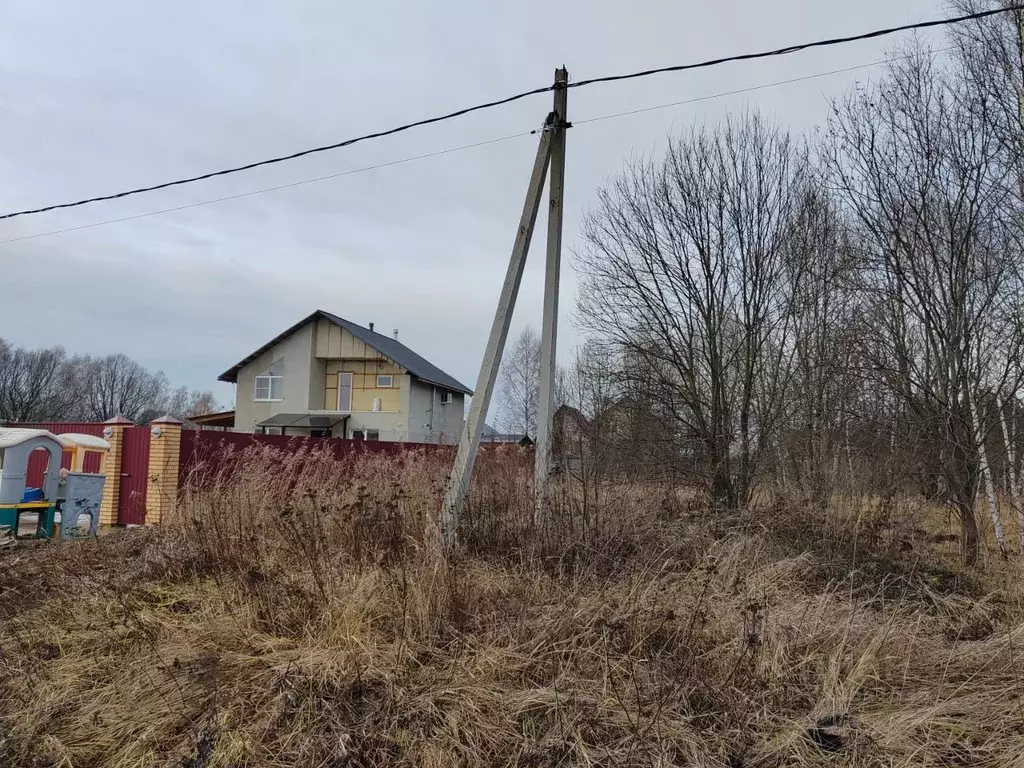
555;404;589;425
188;410;237;429
218;310;473;395
480;426;533;446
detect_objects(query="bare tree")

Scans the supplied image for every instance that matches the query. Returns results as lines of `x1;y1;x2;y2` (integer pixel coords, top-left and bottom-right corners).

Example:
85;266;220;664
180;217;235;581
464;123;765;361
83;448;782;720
555;342;619;491
562;341;620;420
0;337;224;428
950;0;1024;198
577;111;808;511
497;326;542;439
78;354;170;422
0;339;80;422
825;46;1024;564
165;386;220;425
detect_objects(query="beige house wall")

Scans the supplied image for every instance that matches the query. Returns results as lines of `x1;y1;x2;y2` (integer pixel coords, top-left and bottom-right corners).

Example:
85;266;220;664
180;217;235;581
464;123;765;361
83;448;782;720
233;323;316;433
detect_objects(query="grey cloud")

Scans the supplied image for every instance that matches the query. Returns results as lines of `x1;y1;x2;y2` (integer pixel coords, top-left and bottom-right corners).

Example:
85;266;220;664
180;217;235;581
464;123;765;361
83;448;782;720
1;0;940;400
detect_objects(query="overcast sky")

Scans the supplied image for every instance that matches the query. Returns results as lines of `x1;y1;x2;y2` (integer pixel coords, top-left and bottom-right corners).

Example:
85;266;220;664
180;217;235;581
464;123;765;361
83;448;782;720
0;0;942;406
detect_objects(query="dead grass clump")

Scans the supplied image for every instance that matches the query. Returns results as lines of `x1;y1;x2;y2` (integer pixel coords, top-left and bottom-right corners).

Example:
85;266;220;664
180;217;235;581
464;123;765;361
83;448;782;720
749;491;996;607
2;448;1024;766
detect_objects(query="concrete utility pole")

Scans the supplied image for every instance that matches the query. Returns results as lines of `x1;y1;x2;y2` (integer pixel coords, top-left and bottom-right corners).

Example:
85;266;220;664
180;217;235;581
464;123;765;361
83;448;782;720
440;106;557;549
440;67;571;550
534;67;569;525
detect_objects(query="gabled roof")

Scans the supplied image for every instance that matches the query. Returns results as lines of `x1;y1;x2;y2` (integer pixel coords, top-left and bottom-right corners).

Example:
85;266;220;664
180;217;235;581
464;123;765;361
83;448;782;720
555;404;589;425
218;310;473;395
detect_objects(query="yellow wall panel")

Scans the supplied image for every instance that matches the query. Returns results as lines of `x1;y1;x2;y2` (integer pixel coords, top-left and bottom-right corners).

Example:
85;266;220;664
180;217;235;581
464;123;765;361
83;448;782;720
322;359;405;411
314;319;329;357
328;323;341;357
315;323;398;361
326;359;403;375
352;387;401;411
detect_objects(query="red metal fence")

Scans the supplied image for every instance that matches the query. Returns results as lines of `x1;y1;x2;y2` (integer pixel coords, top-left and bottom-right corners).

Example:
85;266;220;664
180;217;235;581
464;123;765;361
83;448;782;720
11;421;526;523
178;430;451;487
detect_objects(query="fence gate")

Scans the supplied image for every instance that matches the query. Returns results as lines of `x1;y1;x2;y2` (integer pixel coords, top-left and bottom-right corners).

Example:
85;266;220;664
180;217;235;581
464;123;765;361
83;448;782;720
118;426;151;525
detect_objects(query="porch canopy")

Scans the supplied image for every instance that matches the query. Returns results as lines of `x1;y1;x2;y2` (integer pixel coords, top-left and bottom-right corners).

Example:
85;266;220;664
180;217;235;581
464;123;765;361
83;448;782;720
189;410;236;429
255;414;348;431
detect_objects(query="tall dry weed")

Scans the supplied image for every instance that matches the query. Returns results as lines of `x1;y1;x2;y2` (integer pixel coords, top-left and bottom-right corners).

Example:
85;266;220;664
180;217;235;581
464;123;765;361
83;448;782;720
1;445;1023;767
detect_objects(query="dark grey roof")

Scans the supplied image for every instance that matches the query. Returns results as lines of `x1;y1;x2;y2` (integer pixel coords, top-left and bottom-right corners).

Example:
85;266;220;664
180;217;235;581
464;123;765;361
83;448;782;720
219;310;473;395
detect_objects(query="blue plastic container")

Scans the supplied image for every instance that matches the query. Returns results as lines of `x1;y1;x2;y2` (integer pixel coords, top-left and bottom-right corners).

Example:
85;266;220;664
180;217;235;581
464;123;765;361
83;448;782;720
21;487;44;503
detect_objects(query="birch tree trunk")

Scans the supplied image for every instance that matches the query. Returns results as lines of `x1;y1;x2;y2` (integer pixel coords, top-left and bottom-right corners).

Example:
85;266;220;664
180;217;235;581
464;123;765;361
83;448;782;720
971;393;1006;553
997;395;1024;553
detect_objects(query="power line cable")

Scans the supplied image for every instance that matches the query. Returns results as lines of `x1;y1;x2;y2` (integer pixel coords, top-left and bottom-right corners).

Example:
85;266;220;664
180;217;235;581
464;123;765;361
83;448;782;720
1;3;1020;223
0;90;550;223
0;131;533;245
0;48;955;247
573;48;952;126
566;9;1008;89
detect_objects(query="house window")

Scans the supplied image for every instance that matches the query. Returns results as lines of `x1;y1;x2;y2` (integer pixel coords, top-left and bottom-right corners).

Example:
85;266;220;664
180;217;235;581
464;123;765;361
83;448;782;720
254;361;284;401
258;426;283;436
337;372;353;411
376;374;393;388
351;429;380;441
439;391;453;404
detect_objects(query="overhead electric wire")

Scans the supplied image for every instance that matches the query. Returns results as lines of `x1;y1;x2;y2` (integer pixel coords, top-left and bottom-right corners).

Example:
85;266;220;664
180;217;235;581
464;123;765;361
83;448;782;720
0;48;957;247
0;87;551;223
0;131;534;245
573;48;952;127
565;8;1011;89
1;3;1021;223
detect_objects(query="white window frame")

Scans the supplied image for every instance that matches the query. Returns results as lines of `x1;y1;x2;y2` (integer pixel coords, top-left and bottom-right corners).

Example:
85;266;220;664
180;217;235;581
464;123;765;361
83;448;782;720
439;391;454;405
254;360;284;402
337;372;353;411
376;374;393;388
350;429;380;441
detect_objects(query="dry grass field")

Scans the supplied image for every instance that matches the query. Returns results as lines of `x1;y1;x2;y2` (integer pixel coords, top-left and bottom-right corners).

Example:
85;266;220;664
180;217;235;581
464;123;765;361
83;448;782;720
1;446;1023;767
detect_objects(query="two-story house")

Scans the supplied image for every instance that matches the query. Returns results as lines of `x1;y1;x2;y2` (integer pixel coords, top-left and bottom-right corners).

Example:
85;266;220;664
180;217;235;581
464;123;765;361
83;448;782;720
219;310;471;443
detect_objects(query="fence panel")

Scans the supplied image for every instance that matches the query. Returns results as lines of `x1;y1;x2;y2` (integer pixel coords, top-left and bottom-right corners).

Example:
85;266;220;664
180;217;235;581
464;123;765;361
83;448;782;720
178;431;454;488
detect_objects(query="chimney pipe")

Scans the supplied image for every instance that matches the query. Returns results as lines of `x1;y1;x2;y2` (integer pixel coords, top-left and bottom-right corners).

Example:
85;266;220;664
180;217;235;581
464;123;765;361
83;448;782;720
369;322;375;332
393;328;399;340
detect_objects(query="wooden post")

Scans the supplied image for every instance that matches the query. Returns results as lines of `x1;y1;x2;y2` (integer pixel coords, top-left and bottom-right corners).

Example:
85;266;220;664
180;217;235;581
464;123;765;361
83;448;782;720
146;416;182;525
441;110;556;549
98;416;132;526
535;67;569;525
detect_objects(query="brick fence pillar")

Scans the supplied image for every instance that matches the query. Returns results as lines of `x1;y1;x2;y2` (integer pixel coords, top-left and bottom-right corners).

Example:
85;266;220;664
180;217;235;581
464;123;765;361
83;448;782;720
147;416;182;525
98;416;132;526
